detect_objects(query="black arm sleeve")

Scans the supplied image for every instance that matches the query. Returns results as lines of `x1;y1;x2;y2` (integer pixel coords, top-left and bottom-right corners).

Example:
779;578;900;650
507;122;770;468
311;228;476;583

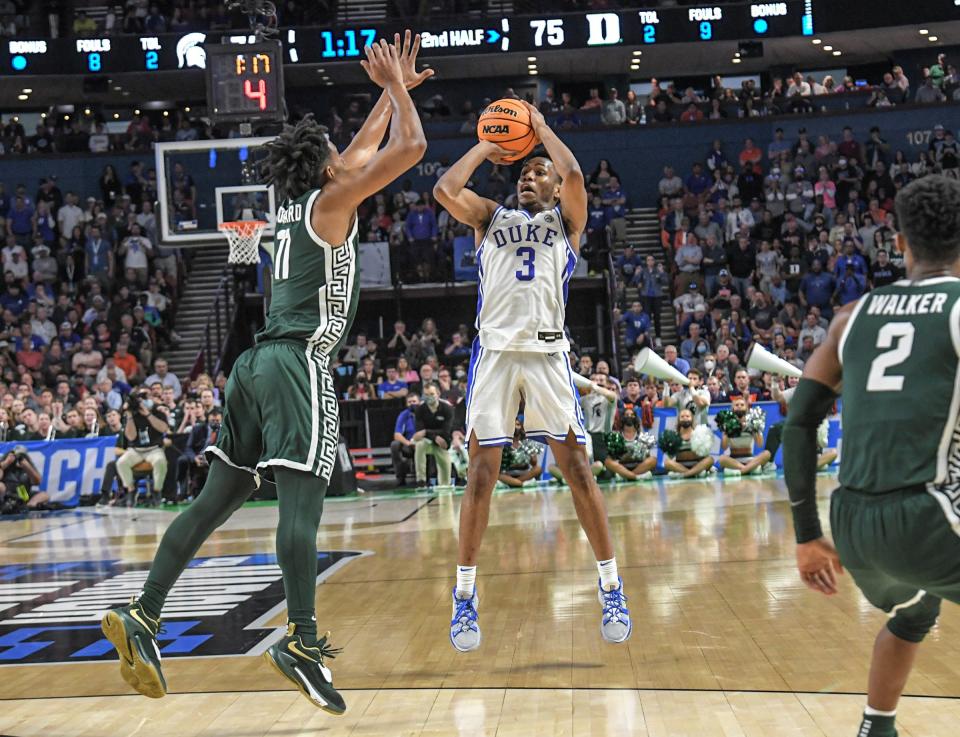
782;378;838;544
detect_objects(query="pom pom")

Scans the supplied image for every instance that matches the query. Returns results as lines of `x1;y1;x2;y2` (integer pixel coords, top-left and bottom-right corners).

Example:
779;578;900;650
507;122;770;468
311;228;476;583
638;432;656;458
603;432;626;458
744;407;766;434
658;429;682;457
715;410;742;437
621;433;656;462
690;424;715;457
499;446;516;472
817;419;829;449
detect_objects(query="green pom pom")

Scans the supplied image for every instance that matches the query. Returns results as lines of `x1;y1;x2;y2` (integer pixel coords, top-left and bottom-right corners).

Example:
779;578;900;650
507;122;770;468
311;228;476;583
603;431;626;458
500;447;515;472
658;429;682;456
715;410;742;437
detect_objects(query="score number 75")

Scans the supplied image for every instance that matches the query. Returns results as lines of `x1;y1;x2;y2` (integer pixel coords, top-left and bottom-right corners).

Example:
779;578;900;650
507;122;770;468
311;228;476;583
530;19;565;47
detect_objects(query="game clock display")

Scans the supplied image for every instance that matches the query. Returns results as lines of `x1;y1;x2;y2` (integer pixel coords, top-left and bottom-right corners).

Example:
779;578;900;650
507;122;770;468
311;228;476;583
204;40;285;124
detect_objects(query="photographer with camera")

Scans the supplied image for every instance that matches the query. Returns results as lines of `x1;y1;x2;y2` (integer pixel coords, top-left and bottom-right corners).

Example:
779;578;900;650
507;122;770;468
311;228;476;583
0;444;44;512
115;388;168;501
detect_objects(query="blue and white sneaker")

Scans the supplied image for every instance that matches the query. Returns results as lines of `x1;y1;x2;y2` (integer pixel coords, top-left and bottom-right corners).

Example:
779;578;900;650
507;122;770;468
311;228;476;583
598;578;632;644
450;587;481;652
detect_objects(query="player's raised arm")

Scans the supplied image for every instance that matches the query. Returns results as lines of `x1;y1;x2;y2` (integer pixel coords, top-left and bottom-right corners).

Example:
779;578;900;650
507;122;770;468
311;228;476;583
340;31;433;169
325;40;427;208
433;142;505;230
782;301;852;596
520;100;587;237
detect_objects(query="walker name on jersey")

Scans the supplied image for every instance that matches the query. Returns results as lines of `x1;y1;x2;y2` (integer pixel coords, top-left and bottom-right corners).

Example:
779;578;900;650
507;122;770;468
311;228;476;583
491;222;561;249
276;202;304;224
865;292;948;316
0;551;364;664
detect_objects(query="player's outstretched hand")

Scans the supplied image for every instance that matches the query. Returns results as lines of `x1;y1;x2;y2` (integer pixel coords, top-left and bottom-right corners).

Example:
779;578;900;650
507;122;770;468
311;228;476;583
394;30;434;90
796;537;844;596
360;39;403;89
519;100;548;134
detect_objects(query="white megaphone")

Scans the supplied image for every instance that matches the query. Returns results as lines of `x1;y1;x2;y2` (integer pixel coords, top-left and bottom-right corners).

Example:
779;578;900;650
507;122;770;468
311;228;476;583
632;348;690;385
745;342;803;378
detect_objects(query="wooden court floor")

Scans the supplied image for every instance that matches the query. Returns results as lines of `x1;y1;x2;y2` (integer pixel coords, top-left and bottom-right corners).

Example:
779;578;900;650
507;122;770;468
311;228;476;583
3;475;960;736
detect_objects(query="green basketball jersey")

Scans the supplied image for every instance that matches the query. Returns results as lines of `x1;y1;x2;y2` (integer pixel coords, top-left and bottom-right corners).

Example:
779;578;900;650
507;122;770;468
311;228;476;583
839;277;960;494
258;189;361;356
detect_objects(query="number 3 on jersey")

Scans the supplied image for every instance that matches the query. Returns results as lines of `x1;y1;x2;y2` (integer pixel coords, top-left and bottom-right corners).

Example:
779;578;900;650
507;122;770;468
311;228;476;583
274;229;291;280
866;322;915;391
515;246;535;281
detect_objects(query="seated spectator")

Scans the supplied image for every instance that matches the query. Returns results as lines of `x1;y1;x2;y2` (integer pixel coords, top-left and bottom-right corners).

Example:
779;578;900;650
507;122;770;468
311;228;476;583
443;332;471;367
673;281;707;323
413;384;452;488
662;344;690;377
391;393;420;487
601;88;626;126
658;166;684;198
378;365;409;399
144;357;181;399
498;421;542;488
662;408;715;478
717;396;772;475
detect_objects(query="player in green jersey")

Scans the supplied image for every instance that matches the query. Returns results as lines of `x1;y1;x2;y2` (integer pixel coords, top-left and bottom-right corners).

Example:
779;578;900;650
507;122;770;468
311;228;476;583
783;175;960;737
100;33;431;715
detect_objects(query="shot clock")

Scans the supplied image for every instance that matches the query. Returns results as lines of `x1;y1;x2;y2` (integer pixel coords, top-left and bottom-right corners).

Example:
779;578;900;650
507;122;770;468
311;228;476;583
204;40;285;124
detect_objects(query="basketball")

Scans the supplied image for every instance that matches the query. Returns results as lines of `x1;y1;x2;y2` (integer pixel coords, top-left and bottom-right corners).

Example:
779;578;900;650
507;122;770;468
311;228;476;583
476;98;539;162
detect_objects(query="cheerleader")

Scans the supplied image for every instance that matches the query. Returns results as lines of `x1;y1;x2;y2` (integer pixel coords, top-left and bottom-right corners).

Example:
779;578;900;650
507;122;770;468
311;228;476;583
716;397;771;475
603;410;656;481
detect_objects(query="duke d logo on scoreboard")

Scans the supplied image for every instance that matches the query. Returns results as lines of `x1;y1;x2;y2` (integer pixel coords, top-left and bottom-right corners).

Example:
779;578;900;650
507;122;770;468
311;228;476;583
0;552;367;665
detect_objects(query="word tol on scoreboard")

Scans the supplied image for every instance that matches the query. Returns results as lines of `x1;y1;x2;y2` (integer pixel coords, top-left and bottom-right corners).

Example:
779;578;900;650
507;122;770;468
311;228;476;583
204;40;285;124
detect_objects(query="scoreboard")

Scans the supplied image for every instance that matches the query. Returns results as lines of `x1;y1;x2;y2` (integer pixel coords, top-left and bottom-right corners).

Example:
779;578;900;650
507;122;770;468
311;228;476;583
2;3;818;75
204;41;284;122
2;1;959;75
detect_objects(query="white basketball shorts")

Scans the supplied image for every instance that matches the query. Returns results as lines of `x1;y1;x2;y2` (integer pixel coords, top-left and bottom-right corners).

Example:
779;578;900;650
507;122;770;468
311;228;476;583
465;338;586;447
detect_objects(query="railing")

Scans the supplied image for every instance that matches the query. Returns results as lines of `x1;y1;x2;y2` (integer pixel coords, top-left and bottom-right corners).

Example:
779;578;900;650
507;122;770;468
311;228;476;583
191;272;235;380
604;240;621;378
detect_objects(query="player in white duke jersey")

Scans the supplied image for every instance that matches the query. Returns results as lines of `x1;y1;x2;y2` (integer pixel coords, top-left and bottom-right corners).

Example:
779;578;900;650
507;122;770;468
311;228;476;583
434;101;631;652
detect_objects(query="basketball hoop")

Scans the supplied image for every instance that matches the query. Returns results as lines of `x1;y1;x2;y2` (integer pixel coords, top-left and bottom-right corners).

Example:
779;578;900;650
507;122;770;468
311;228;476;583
219;220;267;264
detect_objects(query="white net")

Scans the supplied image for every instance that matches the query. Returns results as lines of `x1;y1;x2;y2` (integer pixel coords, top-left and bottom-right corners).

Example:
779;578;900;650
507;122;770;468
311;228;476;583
219;220;267;264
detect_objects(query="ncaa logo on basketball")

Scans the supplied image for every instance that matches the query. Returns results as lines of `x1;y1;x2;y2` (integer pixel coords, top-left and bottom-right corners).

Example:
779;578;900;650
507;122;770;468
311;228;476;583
482;124;510;135
0;552;369;664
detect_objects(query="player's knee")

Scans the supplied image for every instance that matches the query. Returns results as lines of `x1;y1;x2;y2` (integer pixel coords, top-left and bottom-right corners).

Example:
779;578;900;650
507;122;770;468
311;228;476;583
887;597;942;643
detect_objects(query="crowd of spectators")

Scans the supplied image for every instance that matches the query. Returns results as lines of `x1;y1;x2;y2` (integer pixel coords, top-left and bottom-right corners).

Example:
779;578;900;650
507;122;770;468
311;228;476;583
605;117;956;407
0;165;238;510
0;112;209;158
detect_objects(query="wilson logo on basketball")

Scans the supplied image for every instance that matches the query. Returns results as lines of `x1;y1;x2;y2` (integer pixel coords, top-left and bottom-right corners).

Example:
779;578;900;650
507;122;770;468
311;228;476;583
482;125;510;134
481;104;519;117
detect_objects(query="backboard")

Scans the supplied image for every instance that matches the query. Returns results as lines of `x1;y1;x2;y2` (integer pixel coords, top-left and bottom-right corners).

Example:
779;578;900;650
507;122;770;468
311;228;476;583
155;136;275;248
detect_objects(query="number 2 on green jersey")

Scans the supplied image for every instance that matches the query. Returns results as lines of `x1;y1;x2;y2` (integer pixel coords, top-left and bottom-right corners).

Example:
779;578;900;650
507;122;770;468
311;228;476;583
866;322;915;392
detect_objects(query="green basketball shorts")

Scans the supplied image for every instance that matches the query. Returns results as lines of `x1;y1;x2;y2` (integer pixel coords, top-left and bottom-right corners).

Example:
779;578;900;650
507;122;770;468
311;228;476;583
830;485;960;642
206;339;340;482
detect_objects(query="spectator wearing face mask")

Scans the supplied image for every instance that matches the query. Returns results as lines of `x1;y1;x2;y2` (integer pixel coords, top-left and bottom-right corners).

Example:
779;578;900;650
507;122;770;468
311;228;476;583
413;384;453;488
603;410;656;481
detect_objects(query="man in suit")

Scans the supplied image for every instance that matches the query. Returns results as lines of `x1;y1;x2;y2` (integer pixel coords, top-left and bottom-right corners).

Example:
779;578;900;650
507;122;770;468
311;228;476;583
176;408;222;501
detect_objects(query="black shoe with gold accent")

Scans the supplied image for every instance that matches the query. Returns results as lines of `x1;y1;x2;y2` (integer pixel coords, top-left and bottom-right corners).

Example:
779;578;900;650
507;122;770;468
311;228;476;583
101;598;167;698
263;623;346;715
